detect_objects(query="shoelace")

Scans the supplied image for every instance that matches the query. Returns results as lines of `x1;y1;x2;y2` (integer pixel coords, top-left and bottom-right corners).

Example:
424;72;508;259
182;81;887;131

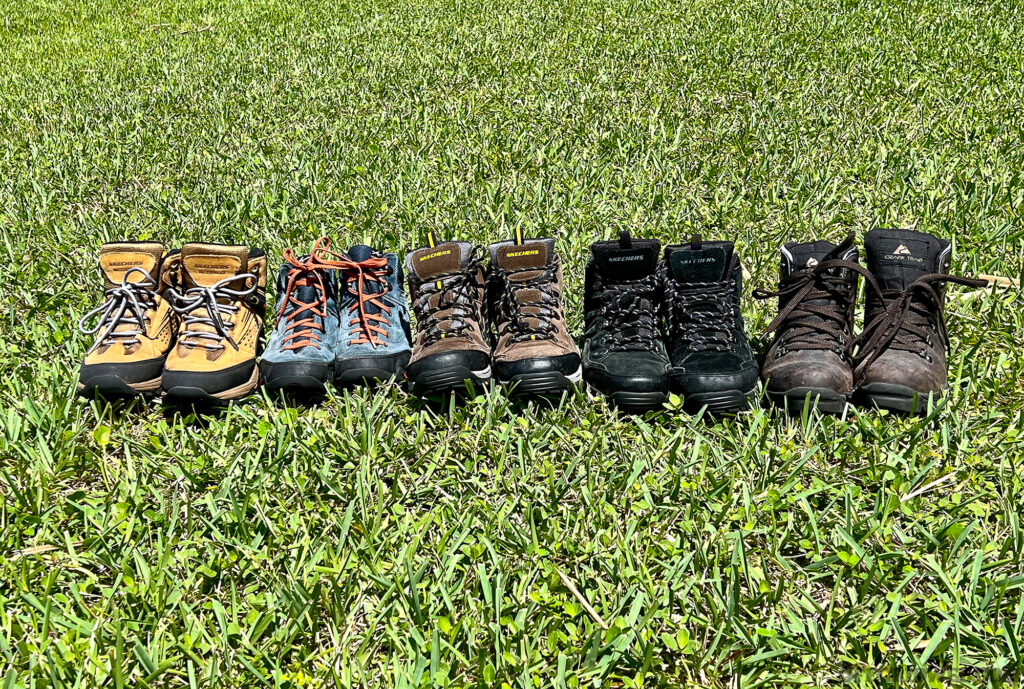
275;241;334;351
590;273;660;351
664;278;742;353
753;237;877;356
311;243;393;348
78;267;157;349
495;259;561;343
412;256;485;346
852;272;987;382
167;274;257;351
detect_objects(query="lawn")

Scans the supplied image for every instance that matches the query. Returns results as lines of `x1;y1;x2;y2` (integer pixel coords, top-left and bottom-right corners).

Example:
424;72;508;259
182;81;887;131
1;0;1023;686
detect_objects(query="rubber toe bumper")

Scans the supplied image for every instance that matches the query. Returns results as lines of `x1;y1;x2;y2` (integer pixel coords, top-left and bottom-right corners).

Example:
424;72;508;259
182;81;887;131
261;360;331;394
335;351;411;386
856;382;942;415
78;358;165;398
406;350;492;396
767;387;848;414
162;360;259;403
495;353;582;397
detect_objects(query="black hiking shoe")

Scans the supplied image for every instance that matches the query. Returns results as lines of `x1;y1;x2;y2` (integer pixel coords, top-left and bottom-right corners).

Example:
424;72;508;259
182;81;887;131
581;231;670;413
662;237;757;413
754;233;863;414
853;228;986;414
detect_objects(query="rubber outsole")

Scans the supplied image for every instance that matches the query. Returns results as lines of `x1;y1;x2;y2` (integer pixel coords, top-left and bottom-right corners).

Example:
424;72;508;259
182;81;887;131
335;352;411;386
261;361;331;394
502;366;582;398
608;390;668;414
163;365;260;404
408;365;491;396
855;382;940;414
77;374;161;398
684;387;756;414
767;387;849;415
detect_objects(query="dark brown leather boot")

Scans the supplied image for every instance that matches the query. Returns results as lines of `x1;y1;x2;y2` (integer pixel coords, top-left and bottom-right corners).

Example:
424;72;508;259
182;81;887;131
854;228;986;413
405;234;492;396
755;233;863;414
488;235;581;397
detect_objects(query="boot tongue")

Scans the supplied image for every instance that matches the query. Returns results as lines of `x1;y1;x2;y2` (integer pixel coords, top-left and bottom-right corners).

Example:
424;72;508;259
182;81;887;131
781;240;837;276
666;241;734;282
490;238;555;271
347;244;374;263
406;241;474;280
865;229;949;291
590;239;660;282
181;243;248;288
99;242;163;287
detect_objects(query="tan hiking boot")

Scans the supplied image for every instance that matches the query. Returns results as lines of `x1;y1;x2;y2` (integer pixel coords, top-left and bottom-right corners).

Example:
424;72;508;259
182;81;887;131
488;235;581;396
405;234;491;395
162;243;267;403
78;242;182;397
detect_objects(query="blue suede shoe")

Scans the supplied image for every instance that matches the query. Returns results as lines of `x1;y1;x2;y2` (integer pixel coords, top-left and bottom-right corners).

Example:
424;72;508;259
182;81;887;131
260;240;340;393
329;244;412;385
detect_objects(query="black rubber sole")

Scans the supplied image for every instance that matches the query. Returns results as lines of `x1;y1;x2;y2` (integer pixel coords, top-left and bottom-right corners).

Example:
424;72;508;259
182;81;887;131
684;387;756;414
161;386;223;404
335;352;411;386
608;390;669;414
502;367;582;398
408;364;491;396
856;382;940;414
767;387;849;415
77;375;157;398
261;361;331;394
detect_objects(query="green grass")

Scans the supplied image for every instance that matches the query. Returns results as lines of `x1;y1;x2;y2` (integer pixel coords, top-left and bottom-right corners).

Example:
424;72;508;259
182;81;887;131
1;0;1023;686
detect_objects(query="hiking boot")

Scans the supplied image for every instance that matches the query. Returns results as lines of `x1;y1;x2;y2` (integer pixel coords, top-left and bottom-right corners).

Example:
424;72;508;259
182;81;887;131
77;242;182;397
662;237;758;413
854;228;986;413
260;238;338;394
318;242;413;385
405;234;491;395
581;231;670;412
488;234;581;397
755;233;862;414
162;243;267;403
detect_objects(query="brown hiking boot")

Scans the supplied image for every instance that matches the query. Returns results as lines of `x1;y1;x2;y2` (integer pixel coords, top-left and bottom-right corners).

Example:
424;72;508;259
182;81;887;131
755;233;864;414
162;243;267;403
78;242;182;397
854;228;986;413
487;235;581;396
405;234;491;395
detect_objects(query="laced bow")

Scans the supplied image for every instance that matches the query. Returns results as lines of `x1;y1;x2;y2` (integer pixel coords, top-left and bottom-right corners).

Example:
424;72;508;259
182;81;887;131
852;272;987;382
274;238;334;351
495;258;562;343
412;256;485;346
590;273;660;351
167;274;257;351
311;242;393;348
78;267;158;350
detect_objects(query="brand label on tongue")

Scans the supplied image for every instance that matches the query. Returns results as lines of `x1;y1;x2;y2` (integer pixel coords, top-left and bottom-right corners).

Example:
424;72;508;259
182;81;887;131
598;248;656;281
184;255;243;286
669;246;727;281
413;243;462;278
101;251;158;284
879;240;924;264
498;242;548;270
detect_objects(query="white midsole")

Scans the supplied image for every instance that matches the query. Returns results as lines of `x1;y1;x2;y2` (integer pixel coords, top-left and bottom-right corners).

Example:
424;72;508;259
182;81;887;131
471;366;492;379
566;365;583;383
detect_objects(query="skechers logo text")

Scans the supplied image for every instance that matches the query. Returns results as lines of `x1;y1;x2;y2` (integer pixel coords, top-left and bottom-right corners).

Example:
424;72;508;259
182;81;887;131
608;255;644;263
419;250;452;261
506;250;540;258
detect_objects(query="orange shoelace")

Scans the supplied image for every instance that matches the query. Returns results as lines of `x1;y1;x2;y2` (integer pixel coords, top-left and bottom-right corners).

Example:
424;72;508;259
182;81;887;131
311;242;392;348
275;238;334;351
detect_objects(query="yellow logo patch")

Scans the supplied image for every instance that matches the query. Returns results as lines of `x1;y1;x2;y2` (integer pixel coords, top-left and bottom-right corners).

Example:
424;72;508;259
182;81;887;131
419;249;452;261
506;250;540;258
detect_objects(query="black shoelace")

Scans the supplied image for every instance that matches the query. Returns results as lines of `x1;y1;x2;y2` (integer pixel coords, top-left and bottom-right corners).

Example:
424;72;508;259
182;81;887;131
589;273;660;351
853;272;987;382
494;258;561;343
663;277;741;353
412;257;485;346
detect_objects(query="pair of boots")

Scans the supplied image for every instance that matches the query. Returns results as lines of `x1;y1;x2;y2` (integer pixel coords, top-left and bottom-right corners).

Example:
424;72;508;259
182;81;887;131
582;232;758;414
78;242;267;402
403;232;581;397
757;228;985;414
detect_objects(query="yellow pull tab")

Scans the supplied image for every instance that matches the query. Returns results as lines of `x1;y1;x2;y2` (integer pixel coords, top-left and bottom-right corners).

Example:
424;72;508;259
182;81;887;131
427;231;439;248
514;226;525;245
